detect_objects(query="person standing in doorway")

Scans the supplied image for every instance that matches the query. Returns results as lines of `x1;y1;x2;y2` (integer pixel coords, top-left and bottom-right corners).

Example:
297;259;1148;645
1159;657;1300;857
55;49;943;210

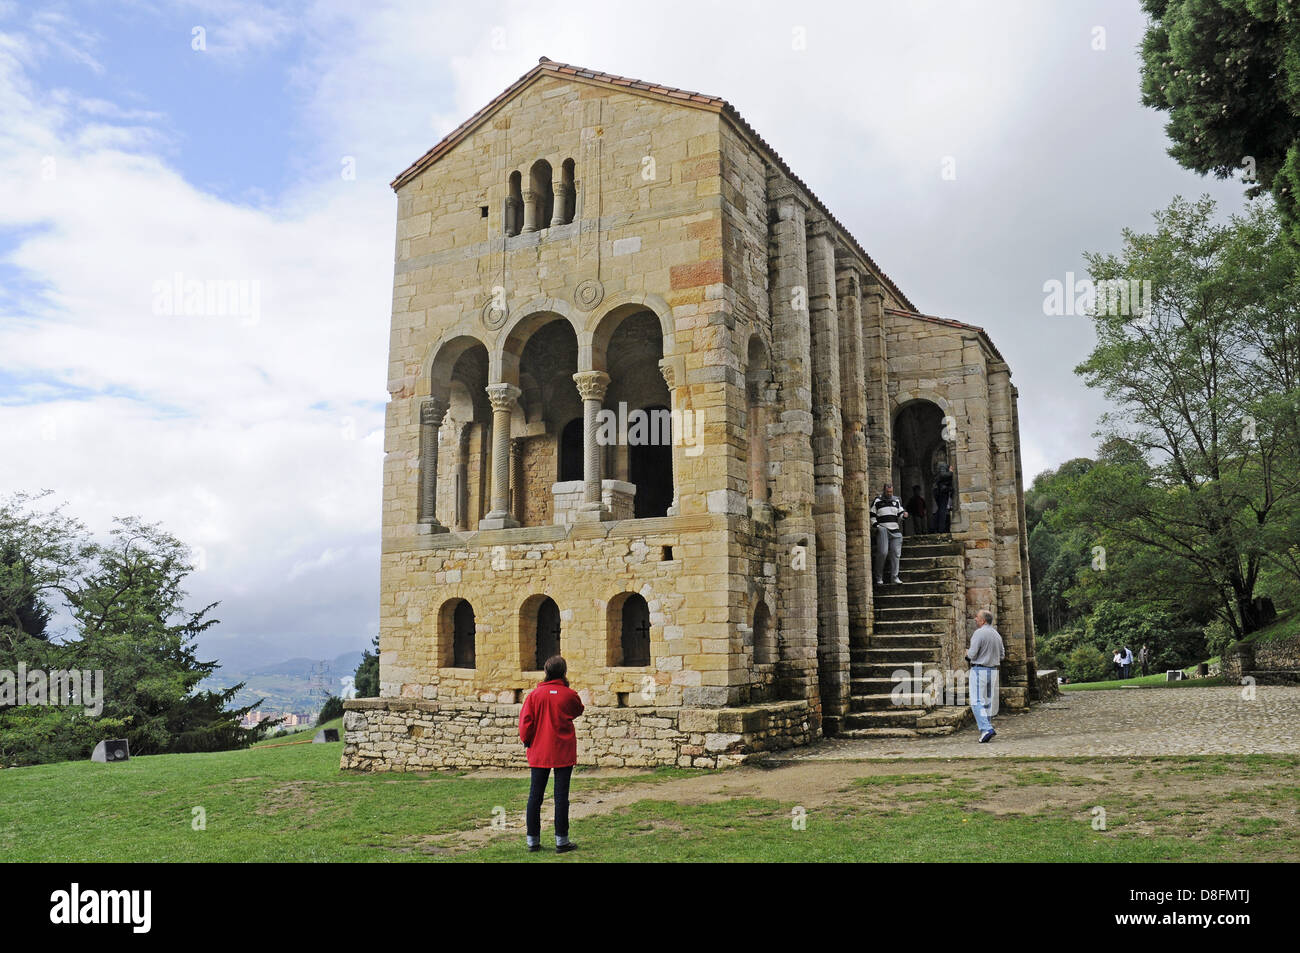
965;610;1005;743
931;464;955;533
519;655;585;853
871;482;908;585
905;484;928;536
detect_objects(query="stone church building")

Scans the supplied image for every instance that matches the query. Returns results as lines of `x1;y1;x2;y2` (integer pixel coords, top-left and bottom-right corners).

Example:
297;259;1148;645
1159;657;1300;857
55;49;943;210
342;58;1037;771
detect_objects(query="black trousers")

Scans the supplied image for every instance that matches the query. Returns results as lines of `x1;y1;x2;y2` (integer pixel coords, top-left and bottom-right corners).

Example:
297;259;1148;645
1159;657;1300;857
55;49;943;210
526;765;573;840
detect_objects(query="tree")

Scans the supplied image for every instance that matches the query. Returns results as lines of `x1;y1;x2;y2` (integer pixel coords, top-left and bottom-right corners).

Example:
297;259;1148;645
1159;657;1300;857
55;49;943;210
1070;196;1300;637
353;634;379;698
1140;0;1300;243
0;494;277;765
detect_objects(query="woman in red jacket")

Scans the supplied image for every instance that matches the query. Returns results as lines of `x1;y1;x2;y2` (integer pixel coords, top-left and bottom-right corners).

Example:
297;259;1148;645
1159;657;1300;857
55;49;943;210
518;655;585;853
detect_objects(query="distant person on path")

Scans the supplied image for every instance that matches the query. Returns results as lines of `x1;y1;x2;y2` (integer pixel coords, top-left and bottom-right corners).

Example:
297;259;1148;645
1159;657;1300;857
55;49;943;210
930;464;955;533
1121;645;1134;678
965;610;1005;743
519;655;585;853
905;484;928;535
1112;649;1123;679
871;482;908;584
1139;643;1150;676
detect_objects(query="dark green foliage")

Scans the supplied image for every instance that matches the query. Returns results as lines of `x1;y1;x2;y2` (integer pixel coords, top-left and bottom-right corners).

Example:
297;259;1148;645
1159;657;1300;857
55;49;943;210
1065;645;1112;683
317;695;344;724
353;634;379;698
1140;0;1300;243
0;492;277;766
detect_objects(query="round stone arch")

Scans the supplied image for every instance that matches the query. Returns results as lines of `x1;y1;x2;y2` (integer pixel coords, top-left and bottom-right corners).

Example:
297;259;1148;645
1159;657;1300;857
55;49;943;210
423;329;491;399
492;297;583;386
891;393;962;533
584;291;677;372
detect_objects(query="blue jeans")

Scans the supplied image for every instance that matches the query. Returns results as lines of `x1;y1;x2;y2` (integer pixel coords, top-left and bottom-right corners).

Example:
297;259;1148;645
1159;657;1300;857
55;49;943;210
526;766;572;845
969;666;998;733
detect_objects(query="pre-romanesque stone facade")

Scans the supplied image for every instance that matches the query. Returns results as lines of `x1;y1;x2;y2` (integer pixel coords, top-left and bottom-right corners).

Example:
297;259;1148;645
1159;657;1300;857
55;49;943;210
342;58;1036;771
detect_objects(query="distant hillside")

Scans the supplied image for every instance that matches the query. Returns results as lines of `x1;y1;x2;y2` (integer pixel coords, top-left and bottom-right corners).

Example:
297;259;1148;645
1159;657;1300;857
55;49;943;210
201;650;366;714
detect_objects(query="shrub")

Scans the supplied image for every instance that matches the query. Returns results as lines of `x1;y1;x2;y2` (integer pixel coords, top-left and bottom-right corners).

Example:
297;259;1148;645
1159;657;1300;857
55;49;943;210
1065;645;1112;683
317;695;344;725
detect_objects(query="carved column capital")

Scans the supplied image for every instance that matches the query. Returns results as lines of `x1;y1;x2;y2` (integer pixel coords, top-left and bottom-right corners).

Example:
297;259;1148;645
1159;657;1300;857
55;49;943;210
572;370;610;402
657;359;676;390
485;382;521;413
420;396;449;428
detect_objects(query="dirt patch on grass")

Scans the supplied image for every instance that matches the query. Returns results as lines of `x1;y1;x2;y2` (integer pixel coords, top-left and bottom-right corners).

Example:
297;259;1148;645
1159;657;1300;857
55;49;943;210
410;756;1300;858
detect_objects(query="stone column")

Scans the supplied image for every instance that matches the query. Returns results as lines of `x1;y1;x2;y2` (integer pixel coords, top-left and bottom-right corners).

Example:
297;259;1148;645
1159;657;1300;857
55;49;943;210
747;373;773;518
521;190;539;233
551;182;571;227
1011;385;1038;695
480;383;520;529
837;265;872;657
573;370;611;520
806;217;850;733
455;425;471;531
862;281;892;499
511;436;527;525
659;359;680;516
418;397;449;534
503;195;521;237
989;363;1029;706
767;173;821;729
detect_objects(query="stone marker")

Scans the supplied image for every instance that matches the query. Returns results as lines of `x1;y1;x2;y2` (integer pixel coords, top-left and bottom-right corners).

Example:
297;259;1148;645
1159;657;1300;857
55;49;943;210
313;728;340;743
91;739;130;762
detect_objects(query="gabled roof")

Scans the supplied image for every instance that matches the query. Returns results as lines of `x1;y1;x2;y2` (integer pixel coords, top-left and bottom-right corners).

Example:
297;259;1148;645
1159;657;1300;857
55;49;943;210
884;307;1007;364
393;57;916;311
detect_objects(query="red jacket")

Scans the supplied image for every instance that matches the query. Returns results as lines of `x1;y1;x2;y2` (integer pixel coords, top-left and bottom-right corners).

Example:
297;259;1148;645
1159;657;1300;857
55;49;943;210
518;679;585;768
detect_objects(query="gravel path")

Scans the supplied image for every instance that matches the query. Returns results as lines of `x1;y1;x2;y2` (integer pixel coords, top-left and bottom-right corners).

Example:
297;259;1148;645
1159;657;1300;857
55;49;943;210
765;686;1300;760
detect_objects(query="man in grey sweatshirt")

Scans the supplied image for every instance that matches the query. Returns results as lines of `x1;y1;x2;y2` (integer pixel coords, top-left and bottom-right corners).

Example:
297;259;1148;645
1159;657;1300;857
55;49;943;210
965;610;1005;743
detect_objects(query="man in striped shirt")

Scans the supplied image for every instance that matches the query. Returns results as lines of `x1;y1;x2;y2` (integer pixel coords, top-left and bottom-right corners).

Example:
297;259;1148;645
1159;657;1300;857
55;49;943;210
871;482;908;585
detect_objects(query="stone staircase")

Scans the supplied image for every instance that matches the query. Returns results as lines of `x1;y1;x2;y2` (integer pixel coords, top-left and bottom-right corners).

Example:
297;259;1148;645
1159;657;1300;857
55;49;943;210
840;534;972;738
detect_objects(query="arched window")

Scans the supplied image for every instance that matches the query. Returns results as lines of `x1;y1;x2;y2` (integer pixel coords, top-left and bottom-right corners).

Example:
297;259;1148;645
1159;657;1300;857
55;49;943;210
534;597;561;670
438;599;476;669
620;593;651;667
525;160;553;233
505;170;522;237
560;158;576;224
753;602;775;665
559;417;583;482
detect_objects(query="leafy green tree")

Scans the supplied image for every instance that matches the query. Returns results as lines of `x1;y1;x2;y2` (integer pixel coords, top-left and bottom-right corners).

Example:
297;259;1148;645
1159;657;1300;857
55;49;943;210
0;493;277;765
1140;0;1300;243
1065;645;1112;683
1070;196;1300;637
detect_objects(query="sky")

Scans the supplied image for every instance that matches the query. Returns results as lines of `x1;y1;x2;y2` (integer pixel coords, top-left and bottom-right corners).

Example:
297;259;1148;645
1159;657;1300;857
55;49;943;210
0;0;1252;670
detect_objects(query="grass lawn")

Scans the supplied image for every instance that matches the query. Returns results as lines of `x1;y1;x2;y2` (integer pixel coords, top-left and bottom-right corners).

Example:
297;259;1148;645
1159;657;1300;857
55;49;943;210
2;736;1296;862
1062;674;1227;692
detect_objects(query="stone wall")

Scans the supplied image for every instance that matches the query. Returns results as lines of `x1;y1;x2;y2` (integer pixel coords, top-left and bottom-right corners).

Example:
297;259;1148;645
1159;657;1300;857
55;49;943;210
1222;634;1300;684
342;695;814;770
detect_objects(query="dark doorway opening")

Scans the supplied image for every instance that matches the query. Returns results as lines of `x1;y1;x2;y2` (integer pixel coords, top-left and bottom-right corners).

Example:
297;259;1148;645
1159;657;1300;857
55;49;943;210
535;597;561;670
453;601;476;669
559;417;584;482
629;404;672;518
620;593;651;667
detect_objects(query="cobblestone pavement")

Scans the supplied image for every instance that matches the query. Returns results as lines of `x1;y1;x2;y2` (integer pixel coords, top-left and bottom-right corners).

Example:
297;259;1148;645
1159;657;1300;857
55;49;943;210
767;686;1300;760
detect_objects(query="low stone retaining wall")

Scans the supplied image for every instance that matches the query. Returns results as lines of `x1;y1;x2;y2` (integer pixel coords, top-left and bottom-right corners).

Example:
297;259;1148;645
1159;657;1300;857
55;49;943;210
341;696;814;771
1035;668;1060;701
1221;632;1300;685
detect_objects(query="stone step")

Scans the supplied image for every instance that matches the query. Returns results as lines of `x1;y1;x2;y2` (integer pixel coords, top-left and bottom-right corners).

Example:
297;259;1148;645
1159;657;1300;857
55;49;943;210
843;709;933;729
868;635;943;652
850;692;931;711
851;675;930;693
874;606;948;622
851;647;942;665
872;592;951;609
871;620;946;636
896;555;963;570
852;662;940;680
